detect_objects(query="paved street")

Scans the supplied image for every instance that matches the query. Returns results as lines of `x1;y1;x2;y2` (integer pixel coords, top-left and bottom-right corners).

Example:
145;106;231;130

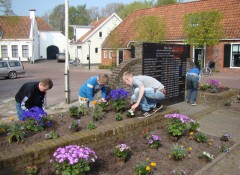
0;60;111;118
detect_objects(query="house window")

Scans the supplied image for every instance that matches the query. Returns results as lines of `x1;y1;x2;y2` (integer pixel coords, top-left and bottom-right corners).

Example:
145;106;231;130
104;51;108;58
99;32;102;38
1;45;8;58
95;48;98;53
232;44;240;67
12;45;18;58
22;45;29;58
109;51;113;59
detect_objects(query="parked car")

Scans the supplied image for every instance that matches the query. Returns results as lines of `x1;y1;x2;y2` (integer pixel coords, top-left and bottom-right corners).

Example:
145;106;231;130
0;60;25;79
56;53;66;62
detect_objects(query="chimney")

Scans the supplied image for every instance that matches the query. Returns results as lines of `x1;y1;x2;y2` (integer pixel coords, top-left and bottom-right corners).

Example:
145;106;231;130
29;9;36;19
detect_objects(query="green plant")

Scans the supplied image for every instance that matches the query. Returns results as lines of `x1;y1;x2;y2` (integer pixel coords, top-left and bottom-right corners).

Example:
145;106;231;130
199;84;211;90
7;122;25;143
199;151;214;162
220;145;231;153
50;145;97;175
45;130;59;140
237;95;240;101
69;106;79;117
69;120;80;129
171;143;187;161
21;107;52;132
126;109;135;117
79;105;88;116
135;159;156;175
220;132;231;141
0;121;9;134
224;100;231;106
171;169;186;175
115;113;123;121
25;165;38;175
96;102;108;111
115;143;131;159
106;88;129;112
91;105;103;121
142;129;150;139
189;121;200;132
87;121;96;130
165;113;195;137
148;134;162;149
193;133;208;143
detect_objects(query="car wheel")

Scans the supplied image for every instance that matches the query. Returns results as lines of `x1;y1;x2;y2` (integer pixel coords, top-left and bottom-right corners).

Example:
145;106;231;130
8;71;17;79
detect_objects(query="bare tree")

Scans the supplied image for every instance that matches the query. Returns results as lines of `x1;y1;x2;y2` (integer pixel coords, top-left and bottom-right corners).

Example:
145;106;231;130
0;0;15;16
101;3;125;17
88;6;102;21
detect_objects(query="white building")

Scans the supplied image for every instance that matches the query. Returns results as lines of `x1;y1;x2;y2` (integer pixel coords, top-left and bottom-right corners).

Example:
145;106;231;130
0;10;65;62
70;13;122;65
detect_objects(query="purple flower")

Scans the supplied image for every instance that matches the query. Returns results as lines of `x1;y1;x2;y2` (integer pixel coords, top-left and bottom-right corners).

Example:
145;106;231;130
106;88;129;101
165;113;194;123
51;145;97;165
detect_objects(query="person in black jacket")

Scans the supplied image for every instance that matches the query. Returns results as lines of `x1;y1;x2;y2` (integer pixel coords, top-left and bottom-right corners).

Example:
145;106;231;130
15;78;53;120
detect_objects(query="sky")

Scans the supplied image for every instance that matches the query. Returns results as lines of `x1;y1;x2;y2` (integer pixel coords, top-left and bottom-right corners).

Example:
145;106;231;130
12;0;143;16
11;0;192;17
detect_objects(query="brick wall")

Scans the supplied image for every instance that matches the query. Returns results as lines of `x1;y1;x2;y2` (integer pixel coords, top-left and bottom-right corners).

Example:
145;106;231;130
0;107;178;172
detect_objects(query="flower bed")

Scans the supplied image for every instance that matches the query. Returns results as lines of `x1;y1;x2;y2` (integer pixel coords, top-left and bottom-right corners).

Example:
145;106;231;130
29;118;234;175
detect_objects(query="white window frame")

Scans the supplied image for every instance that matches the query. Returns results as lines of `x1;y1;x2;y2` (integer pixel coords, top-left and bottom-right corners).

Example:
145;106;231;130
109;51;113;59
104;51;108;58
1;45;8;58
12;45;18;58
22;45;29;58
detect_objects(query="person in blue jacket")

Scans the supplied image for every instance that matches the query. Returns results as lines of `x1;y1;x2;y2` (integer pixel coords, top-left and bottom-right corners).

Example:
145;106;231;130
79;74;109;107
185;60;201;106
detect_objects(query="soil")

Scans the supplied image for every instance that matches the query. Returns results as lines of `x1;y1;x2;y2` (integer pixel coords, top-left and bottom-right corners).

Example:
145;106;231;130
0;106;236;175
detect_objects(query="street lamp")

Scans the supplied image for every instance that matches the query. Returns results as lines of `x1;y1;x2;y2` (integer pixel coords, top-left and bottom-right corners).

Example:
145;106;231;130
87;40;91;70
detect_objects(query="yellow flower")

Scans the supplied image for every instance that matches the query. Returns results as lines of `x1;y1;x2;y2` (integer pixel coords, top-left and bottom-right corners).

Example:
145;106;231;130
9;116;14;121
188;147;192;151
189;132;194;136
92;100;98;105
146;166;151;171
150;162;156;167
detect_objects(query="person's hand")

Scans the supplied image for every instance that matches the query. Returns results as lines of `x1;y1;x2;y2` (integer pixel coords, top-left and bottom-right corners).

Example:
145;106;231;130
99;98;107;103
131;103;139;111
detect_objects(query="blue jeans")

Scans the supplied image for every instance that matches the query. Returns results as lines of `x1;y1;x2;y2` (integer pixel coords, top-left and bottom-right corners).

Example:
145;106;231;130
186;75;199;103
16;102;24;120
131;87;165;111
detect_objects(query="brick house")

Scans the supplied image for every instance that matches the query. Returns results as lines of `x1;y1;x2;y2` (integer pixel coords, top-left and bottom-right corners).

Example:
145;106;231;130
0;9;65;62
102;0;240;72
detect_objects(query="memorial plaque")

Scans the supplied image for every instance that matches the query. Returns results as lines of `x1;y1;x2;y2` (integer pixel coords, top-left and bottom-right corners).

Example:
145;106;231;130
142;43;190;105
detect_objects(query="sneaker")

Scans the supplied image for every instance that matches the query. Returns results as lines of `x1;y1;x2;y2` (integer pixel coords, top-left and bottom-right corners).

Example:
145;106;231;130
153;104;163;113
138;110;153;118
191;103;197;106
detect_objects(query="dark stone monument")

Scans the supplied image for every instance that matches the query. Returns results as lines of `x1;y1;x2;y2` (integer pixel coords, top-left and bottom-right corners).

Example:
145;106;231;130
142;43;190;105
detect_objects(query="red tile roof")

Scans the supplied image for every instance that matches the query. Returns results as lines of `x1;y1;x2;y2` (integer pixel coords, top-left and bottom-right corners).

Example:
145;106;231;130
77;16;108;42
0;16;31;39
103;0;240;48
36;17;56;31
0;16;56;39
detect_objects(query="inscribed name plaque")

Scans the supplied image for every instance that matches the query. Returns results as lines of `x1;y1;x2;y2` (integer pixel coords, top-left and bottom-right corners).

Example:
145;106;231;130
142;43;190;105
